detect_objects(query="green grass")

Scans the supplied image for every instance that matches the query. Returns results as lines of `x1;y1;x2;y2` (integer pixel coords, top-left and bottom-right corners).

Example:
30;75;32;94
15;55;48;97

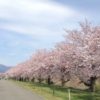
13;81;100;100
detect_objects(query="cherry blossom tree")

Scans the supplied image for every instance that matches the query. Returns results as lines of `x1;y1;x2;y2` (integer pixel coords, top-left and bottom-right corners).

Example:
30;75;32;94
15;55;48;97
65;21;100;92
6;20;100;92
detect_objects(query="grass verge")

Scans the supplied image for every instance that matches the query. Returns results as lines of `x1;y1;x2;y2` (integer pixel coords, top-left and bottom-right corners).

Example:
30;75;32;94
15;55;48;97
12;80;100;100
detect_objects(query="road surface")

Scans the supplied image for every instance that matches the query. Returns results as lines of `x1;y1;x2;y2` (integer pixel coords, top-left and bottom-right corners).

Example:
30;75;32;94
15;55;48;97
0;80;44;100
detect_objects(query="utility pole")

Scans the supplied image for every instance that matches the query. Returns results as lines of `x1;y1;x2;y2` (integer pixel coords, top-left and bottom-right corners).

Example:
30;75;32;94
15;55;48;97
68;89;71;100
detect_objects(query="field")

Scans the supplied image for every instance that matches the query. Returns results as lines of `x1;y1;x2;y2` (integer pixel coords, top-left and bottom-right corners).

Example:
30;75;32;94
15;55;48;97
14;81;100;100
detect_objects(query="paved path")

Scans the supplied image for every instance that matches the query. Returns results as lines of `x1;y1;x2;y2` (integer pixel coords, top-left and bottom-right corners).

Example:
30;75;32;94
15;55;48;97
0;80;44;100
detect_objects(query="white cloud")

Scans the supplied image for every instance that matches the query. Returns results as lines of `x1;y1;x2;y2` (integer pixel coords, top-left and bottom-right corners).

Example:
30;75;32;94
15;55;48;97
0;0;81;65
0;24;57;37
0;0;79;36
0;0;77;18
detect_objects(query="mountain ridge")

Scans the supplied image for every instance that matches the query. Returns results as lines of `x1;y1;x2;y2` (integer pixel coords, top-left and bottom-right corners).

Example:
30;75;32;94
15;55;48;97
0;64;11;73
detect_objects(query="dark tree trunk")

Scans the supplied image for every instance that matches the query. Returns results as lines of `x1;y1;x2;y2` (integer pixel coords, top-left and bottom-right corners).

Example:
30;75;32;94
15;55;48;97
89;77;96;92
84;77;97;92
31;77;35;82
47;75;51;85
19;78;21;81
61;75;65;87
61;80;65;87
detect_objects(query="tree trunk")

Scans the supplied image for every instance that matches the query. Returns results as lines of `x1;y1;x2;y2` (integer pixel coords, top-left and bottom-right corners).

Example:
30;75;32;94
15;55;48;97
83;77;96;92
61;81;65;87
47;75;51;85
31;77;35;82
89;77;96;92
61;75;65;87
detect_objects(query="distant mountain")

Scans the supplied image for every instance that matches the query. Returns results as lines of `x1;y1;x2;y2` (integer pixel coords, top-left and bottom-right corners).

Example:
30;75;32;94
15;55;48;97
0;64;11;73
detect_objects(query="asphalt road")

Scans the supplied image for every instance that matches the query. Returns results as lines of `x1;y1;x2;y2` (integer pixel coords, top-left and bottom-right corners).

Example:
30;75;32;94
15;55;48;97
0;80;44;100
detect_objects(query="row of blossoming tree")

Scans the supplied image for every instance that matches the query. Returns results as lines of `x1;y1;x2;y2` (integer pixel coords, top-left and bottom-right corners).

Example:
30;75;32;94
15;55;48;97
5;21;100;92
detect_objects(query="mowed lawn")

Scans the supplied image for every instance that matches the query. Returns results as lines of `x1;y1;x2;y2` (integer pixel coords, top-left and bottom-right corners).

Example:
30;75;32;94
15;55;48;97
13;80;100;100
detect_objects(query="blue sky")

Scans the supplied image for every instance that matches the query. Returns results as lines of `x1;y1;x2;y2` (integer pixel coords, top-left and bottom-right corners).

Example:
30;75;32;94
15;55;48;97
0;0;100;66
